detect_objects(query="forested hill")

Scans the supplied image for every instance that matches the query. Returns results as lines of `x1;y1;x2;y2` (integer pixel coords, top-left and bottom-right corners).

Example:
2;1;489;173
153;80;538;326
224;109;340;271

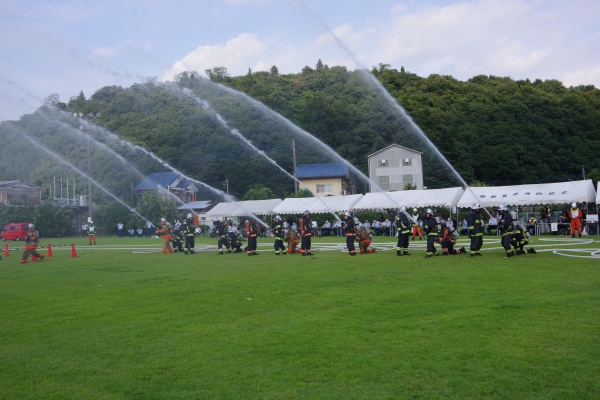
1;62;599;203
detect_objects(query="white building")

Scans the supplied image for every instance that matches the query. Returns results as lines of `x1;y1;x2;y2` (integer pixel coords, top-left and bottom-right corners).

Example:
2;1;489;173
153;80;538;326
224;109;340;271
367;144;423;192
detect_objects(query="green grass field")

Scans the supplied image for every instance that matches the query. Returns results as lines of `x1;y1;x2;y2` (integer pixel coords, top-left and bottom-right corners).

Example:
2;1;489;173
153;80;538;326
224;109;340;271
1;235;599;399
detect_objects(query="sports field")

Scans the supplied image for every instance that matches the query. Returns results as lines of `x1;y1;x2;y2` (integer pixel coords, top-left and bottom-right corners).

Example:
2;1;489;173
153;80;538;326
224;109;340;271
1;235;599;399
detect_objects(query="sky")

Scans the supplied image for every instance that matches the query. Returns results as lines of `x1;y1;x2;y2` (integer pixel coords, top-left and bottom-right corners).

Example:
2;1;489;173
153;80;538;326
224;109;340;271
1;0;599;122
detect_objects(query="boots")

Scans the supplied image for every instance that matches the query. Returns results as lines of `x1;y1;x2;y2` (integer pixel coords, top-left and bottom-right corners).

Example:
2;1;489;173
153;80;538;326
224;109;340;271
527;248;537;254
397;250;403;256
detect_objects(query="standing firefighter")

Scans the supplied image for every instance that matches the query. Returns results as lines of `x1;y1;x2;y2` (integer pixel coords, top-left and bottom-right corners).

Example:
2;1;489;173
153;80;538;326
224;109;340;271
466;203;484;257
497;204;514;258
87;221;97;245
344;212;357;256
158;217;173;254
436;220;466;255
182;213;196;255
213;218;231;255
423;209;439;258
569;202;583;238
21;224;44;263
245;218;259;256
395;206;412;256
273;215;286;255
299;211;313;256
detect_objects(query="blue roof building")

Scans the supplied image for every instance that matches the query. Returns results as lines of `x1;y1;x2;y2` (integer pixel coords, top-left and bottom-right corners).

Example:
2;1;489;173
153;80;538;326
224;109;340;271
135;172;198;203
296;163;355;196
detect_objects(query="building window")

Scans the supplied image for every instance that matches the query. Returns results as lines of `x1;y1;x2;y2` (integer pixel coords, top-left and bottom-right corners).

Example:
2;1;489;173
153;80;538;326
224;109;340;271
379;176;390;191
316;184;332;193
402;158;412;166
7;194;27;203
402;175;413;184
378;159;388;168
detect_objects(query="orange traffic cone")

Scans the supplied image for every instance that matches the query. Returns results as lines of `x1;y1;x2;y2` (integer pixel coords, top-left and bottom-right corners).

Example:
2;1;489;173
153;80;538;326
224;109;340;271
47;244;53;257
32;254;38;262
71;242;78;258
4;244;9;257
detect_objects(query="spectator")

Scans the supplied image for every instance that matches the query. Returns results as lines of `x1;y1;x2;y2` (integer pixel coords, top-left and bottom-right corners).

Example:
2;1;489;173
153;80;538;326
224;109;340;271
82;223;88;237
322;220;331;236
487;215;498;235
145;221;153;238
333;220;342;236
128;228;135;238
459;218;468;236
527;216;537;236
363;219;371;232
373;220;382;236
117;221;124;238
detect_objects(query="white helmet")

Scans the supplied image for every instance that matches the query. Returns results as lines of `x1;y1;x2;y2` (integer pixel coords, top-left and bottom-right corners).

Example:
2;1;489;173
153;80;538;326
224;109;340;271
498;204;507;211
412;208;417;212
572;202;577;208
471;203;480;210
160;217;166;222
89;221;93;224
303;210;310;217
213;217;219;222
274;215;281;222
187;213;192;219
344;211;352;217
28;223;35;229
399;206;406;212
426;208;433;214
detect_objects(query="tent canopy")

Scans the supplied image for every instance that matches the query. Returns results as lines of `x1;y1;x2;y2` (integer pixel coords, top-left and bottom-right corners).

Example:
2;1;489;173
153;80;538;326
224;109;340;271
597;182;600;205
352;187;464;210
457;180;597;208
271;194;363;215
204;199;282;218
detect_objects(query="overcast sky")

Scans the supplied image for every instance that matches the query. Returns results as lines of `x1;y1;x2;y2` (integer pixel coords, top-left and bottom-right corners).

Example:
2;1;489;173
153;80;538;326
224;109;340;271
1;0;599;122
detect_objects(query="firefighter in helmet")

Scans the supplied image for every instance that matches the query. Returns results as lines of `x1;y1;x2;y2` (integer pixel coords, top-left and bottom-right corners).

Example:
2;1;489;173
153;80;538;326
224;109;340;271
22;223;44;263
182;213;196;255
423;209;439;258
497;204;514;258
273;215;286;255
466;203;484;257
395;206;412;256
344;212;357;256
299;210;313;256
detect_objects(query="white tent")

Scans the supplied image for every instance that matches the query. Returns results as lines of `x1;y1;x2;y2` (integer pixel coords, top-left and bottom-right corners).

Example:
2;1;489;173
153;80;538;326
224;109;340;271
271;194;364;215
457;180;597;208
205;199;282;218
352;187;465;210
597;182;600;205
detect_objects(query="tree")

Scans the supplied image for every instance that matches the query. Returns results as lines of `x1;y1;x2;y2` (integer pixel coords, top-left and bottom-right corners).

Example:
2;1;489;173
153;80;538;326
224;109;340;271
270;65;279;76
404;183;417;190
315;59;324;72
205;66;230;82
243;184;276;200
587;168;600;188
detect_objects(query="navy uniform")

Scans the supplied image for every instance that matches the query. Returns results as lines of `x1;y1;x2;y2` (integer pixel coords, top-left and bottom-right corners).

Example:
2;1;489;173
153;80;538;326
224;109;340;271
344;212;357;256
395;206;412;256
245;218;258;256
213;218;231;255
497;205;514;258
299;211;313;256
423;209;439;258
182;213;196;254
273;216;286;255
466;203;484;257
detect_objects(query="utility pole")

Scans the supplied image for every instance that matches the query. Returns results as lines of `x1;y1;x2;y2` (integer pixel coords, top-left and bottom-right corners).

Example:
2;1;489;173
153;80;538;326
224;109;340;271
76;112;100;221
582;165;586;180
224;178;229;195
292;139;298;195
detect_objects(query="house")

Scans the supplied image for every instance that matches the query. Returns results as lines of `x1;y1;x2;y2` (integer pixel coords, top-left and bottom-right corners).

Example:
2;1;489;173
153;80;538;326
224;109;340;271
367;144;423;192
0;180;43;205
135;172;198;203
296;163;355;197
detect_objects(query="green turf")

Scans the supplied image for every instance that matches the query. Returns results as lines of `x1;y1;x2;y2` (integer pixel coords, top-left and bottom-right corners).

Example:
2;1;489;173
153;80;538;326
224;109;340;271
1;235;599;399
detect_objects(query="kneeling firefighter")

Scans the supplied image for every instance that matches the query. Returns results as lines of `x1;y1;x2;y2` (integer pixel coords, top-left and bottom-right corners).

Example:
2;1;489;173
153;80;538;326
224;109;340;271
213;218;231;255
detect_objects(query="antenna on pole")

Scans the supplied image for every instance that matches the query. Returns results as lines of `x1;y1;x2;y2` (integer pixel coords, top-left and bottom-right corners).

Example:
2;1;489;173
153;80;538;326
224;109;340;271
292;139;298;195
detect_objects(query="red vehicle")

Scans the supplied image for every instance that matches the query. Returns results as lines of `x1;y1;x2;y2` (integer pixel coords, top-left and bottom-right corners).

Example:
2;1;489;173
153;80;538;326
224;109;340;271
1;223;31;241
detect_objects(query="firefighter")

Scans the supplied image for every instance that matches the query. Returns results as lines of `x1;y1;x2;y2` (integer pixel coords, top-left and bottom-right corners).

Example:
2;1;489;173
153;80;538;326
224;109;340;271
158;217;173;254
436;220;466;255
395;206;412;256
410;208;423;240
344;212;357;256
286;228;299;254
357;225;375;254
299;211;313;256
497;204;514;258
423;208;439;258
511;222;537;255
273;215;286;255
213;218;231;255
87;220;97;245
172;229;184;252
182;213;196;255
569;202;583;238
21;224;44;263
245;217;259;256
466;203;484;257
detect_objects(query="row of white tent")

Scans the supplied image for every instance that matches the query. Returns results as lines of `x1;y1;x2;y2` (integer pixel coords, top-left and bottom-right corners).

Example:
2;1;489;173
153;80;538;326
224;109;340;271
204;180;598;219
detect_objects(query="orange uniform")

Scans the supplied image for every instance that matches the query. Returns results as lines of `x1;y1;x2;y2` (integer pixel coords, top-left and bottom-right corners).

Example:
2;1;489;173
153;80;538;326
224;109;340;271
569;207;582;237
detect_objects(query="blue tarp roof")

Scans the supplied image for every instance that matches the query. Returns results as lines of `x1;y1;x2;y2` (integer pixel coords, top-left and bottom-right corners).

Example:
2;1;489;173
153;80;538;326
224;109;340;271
296;163;349;179
135;172;179;190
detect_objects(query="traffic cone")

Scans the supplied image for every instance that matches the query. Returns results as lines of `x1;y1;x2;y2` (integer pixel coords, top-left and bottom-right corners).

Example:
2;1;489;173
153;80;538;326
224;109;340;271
32;255;38;262
4;244;9;257
71;242;78;258
47;244;53;258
